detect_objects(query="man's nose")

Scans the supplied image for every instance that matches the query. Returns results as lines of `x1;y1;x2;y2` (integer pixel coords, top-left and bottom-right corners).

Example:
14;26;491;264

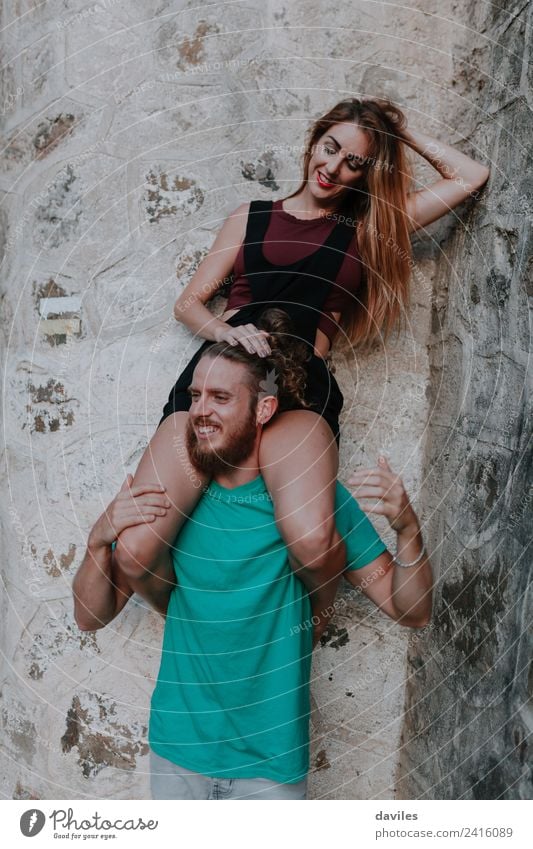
196;395;214;418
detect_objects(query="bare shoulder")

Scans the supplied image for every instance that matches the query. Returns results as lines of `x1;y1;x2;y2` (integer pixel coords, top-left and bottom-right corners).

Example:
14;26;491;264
228;201;251;219
204;202;250;257
222;201;250;242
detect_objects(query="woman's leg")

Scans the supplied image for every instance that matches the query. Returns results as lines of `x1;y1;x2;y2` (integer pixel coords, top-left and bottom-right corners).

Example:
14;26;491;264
258;409;346;590
114;412;208;581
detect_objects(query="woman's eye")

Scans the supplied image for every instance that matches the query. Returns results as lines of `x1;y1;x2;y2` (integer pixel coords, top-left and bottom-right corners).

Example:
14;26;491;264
324;146;335;154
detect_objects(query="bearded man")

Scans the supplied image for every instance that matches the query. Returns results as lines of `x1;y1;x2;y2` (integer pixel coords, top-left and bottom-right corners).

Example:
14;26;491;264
73;328;432;800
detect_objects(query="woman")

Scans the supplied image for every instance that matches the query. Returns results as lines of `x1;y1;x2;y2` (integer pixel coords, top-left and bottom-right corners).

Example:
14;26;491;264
114;97;489;582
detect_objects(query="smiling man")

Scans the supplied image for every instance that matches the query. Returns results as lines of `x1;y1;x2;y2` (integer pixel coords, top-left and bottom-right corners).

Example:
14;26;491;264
73;321;433;800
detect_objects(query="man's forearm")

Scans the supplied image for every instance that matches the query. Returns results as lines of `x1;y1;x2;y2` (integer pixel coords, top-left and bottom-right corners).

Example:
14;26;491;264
309;575;342;647
391;521;433;625
120;548;176;617
73;543;130;631
73;478;176;629
73;542;175;629
287;553;345;647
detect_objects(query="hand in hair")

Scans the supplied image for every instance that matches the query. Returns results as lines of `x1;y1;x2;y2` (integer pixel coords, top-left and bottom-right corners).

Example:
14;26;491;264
213;322;272;357
206;308;311;410
258;308;311;410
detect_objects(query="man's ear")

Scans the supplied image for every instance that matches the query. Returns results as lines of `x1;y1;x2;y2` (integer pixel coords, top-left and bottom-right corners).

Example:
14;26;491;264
256;395;278;426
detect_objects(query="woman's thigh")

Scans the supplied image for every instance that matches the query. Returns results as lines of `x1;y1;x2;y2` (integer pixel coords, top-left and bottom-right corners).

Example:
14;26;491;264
258;409;339;540
116;411;208;562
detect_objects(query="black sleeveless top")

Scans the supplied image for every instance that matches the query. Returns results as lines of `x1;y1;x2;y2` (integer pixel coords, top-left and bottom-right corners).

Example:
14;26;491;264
232;199;356;348
227;198;362;344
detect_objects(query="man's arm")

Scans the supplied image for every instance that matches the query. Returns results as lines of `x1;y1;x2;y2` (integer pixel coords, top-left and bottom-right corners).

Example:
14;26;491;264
120;547;176;618
73;540;134;631
346;456;433;627
286;555;342;648
344;549;432;627
73;476;175;631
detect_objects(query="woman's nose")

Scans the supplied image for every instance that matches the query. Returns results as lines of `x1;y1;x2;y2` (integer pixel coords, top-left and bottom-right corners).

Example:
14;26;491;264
325;157;342;177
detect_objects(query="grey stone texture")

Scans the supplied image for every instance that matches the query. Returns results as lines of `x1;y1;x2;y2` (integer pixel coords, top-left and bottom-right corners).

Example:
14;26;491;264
0;1;529;799
398;1;532;801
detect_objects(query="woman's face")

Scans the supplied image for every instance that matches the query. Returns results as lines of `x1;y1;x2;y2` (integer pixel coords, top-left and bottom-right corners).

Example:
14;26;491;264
307;122;371;205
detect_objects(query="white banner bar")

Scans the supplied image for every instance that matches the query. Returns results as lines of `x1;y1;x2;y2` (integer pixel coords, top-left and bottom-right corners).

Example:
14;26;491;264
2;799;530;848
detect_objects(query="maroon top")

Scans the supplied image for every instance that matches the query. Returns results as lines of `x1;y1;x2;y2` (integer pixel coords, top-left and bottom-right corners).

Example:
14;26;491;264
227;198;362;344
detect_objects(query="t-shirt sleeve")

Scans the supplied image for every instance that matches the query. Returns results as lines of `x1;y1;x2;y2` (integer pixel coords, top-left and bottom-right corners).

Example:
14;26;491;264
334;481;388;571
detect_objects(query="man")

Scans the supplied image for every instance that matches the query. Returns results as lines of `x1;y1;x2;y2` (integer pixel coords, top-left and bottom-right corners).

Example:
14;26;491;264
73;342;432;800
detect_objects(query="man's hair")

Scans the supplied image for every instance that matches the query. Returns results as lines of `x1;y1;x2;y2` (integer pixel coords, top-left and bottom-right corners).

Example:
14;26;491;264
199;308;311;412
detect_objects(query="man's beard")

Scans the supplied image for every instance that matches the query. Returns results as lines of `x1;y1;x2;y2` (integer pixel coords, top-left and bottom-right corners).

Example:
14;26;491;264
185;404;259;477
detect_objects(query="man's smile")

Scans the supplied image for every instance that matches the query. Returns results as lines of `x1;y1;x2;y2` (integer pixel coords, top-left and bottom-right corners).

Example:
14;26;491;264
194;422;221;439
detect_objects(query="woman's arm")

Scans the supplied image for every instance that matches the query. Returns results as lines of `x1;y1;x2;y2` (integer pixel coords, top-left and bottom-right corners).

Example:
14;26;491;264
173;201;272;357
401;127;490;233
173;202;247;339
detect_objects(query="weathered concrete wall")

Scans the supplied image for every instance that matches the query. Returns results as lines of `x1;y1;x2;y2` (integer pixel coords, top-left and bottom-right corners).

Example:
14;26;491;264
398;1;533;800
0;0;504;799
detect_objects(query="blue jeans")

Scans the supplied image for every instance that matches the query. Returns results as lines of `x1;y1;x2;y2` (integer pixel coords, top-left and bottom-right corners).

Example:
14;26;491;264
150;748;308;800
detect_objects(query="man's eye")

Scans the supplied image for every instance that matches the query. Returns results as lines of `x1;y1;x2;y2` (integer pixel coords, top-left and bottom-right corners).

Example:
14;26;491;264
214;395;229;402
189;392;200;400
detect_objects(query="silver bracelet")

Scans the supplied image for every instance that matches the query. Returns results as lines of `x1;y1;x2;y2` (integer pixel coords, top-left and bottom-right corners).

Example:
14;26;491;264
394;544;426;569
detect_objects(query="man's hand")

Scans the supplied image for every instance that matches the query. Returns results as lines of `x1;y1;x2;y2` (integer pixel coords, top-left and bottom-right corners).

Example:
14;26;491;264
73;475;172;630
88;474;171;550
347;455;418;533
346;455;432;627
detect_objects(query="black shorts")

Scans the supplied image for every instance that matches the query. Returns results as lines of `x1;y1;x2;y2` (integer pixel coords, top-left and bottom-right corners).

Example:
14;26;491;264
159;342;344;448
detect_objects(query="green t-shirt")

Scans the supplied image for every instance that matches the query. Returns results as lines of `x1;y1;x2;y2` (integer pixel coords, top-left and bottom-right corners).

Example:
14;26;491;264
149;474;387;783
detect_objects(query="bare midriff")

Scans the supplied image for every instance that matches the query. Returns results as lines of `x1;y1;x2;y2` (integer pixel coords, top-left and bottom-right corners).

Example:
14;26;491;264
219;307;333;359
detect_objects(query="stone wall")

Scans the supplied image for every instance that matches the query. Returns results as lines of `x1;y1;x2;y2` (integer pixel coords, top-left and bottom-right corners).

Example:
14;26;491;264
398;1;532;800
1;0;519;800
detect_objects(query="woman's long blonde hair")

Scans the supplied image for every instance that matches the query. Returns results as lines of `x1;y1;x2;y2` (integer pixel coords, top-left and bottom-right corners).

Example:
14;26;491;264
286;97;415;349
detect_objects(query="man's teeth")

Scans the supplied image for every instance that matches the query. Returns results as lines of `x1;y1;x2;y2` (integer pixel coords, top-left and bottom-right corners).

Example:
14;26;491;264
198;426;218;433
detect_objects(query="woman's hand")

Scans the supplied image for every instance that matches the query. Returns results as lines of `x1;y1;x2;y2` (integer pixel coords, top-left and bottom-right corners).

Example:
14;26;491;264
214;322;271;357
87;475;171;550
347;456;419;534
